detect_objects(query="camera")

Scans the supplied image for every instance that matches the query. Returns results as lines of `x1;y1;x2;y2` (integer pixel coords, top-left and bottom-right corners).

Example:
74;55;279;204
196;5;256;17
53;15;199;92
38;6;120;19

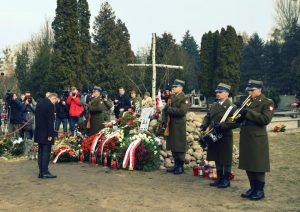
72;93;76;97
25;95;32;104
60;90;69;101
5;90;13;104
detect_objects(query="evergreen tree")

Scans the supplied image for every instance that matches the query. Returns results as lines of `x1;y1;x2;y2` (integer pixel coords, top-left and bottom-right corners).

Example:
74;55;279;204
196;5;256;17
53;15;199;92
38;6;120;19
240;33;265;90
15;45;30;93
92;2;135;96
50;0;83;90
181;30;201;91
216;26;241;95
78;0;91;89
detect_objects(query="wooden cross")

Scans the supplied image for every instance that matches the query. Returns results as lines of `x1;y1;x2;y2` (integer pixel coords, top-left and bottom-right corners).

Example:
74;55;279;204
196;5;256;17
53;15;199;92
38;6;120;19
128;33;184;100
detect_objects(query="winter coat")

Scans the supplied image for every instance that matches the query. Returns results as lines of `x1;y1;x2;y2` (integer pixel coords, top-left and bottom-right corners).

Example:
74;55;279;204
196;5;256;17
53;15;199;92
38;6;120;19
88;96;105;136
9;99;24;124
66;94;84;117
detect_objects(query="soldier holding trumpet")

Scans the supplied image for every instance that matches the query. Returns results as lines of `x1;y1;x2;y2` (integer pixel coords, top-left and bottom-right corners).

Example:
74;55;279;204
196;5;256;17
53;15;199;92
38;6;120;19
200;83;237;188
237;80;274;201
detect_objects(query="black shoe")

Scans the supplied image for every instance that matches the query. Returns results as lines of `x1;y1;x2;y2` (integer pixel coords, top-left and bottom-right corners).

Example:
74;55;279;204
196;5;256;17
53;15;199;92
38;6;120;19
218;172;230;188
210;170;223;187
241;179;255;198
41;173;57;179
250;181;265;201
38;173;42;178
166;166;176;172
174;166;184;175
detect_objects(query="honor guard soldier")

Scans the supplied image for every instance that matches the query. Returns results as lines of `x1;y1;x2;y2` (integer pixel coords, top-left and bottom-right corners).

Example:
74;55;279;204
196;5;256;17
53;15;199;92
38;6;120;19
200;83;237;188
165;79;189;175
238;80;274;200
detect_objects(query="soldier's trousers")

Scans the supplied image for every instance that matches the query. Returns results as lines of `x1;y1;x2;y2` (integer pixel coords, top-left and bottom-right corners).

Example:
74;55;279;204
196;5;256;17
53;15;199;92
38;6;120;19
172;151;185;164
246;171;265;182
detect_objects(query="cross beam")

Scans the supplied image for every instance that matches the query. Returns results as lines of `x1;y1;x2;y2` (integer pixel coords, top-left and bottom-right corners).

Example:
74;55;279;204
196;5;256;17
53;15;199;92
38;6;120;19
128;33;183;100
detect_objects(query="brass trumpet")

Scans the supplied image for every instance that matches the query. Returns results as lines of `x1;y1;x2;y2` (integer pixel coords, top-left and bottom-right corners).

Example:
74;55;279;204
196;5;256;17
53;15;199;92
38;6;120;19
228;95;252;122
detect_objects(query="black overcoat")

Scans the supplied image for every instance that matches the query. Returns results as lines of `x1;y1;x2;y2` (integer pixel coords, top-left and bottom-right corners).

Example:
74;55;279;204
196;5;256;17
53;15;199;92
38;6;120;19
34;98;55;145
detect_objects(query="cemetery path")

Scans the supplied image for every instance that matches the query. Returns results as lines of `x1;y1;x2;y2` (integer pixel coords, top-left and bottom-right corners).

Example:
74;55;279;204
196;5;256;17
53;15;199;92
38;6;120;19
0;132;299;212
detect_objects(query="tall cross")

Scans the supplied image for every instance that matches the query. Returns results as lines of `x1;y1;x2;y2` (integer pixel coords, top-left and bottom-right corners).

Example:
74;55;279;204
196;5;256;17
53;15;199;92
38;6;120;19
128;33;183;100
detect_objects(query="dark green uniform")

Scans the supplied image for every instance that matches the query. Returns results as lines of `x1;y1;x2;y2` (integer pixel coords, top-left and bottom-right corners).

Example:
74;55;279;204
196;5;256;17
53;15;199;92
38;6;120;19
239;94;274;172
167;92;189;154
88;96;105;136
103;99;113;122
202;98;236;165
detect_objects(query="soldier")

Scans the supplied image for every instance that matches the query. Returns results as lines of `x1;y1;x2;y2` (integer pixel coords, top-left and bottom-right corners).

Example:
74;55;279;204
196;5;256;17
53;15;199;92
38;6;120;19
238;80;274;200
200;83;237;188
87;86;105;136
165;79;189;175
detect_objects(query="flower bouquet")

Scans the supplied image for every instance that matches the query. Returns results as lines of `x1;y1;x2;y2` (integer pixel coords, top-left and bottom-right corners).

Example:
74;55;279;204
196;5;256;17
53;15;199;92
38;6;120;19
0;138;13;156
273;124;286;132
52;145;78;163
10;137;25;156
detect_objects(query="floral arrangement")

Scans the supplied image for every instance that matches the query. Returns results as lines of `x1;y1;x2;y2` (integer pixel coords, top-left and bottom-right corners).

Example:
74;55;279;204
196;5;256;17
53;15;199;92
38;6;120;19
0;138;13;156
0;137;26;157
273;124;286;132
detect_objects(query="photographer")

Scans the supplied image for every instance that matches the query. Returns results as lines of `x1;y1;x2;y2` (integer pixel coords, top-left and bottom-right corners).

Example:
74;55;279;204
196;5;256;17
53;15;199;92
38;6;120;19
102;91;113;122
114;87;131;118
7;93;24;137
55;97;69;136
66;86;84;136
22;94;36;140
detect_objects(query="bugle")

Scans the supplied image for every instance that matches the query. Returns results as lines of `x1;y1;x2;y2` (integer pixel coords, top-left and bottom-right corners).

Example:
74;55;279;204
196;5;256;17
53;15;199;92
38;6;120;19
228;95;252;122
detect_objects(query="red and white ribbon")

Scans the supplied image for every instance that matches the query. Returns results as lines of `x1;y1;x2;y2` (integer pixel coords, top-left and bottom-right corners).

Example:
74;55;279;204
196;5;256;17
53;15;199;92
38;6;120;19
122;139;141;170
98;131;120;156
53;148;71;164
90;130;105;153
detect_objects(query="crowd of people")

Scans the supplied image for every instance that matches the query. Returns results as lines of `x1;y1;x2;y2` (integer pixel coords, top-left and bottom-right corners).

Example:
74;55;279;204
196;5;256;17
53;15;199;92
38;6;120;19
1;78;274;201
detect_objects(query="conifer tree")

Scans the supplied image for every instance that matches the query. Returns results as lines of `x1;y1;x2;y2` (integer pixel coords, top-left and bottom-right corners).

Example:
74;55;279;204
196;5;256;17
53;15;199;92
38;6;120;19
15;45;30;93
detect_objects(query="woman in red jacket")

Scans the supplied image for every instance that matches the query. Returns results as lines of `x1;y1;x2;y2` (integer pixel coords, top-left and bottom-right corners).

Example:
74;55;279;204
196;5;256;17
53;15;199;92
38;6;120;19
66;87;84;135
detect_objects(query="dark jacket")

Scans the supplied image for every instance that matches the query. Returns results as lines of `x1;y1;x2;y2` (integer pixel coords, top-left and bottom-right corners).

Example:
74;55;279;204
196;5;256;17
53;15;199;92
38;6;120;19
239;94;274;172
34;98;55;145
166;92;189;152
88;96;105;136
55;101;69;119
114;94;131;117
23;103;36;131
202;99;237;165
9;99;24;124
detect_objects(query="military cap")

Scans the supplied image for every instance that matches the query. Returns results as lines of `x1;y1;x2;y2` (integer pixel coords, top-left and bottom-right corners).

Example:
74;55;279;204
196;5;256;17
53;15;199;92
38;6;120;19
102;91;108;96
245;79;263;91
215;83;231;93
172;79;185;87
92;86;102;92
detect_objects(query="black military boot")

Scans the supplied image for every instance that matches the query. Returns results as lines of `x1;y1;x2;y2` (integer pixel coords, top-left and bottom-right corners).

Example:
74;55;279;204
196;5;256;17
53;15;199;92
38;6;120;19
218;172;231;188
166;160;178;173
241;179;255;198
250;181;265;201
209;170;223;187
174;161;184;175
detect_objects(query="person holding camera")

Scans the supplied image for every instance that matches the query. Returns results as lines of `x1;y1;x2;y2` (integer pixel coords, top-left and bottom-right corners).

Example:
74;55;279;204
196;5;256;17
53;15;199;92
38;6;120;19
55;97;69;136
8;93;24;137
87;86;105;136
22;94;36;140
66;87;84;136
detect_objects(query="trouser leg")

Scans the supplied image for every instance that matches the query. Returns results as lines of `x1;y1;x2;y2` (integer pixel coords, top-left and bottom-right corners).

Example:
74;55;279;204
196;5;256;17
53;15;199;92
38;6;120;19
173;152;185;175
39;144;52;175
241;171;256;198
38;144;43;174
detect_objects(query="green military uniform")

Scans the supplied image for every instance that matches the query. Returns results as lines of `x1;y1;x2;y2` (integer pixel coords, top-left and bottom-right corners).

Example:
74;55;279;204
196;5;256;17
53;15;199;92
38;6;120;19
165;79;189;175
202;98;236;165
88;96;105;136
167;92;189;153
239;79;274;201
239;94;274;172
103;99;113;122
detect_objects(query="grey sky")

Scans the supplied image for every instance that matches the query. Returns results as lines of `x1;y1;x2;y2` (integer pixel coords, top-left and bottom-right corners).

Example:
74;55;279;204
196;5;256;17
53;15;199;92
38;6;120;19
0;0;275;53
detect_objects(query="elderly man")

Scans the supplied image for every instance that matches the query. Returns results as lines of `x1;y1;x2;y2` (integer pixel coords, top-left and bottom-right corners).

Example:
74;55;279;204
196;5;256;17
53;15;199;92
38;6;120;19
35;93;57;179
238;80;274;200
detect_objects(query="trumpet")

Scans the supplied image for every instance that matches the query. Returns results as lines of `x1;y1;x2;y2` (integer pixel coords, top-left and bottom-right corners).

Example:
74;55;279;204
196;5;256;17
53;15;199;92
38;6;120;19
228;95;252;122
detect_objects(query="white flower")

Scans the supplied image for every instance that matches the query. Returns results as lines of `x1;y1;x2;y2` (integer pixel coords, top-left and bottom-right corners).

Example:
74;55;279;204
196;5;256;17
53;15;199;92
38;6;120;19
154;150;158;154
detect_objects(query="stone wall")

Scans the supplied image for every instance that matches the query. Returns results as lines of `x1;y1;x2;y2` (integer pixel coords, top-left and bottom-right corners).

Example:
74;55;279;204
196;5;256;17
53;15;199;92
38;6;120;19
160;112;239;169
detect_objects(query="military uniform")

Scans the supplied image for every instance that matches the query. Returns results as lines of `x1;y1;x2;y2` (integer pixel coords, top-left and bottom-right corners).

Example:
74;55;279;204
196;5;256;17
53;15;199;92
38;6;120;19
165;79;189;175
88;94;105;136
239;80;274;201
201;83;237;188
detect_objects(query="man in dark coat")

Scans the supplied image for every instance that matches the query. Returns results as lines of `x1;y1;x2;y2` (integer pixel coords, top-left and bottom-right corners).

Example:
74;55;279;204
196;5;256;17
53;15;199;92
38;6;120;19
34;93;57;179
165;79;189;175
238;80;274;200
87;86;105;136
114;87;131;118
200;83;237;188
8;93;24;137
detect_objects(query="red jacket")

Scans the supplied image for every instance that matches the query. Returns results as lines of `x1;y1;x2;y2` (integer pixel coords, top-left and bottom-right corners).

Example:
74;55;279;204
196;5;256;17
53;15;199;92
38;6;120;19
66;94;84;117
